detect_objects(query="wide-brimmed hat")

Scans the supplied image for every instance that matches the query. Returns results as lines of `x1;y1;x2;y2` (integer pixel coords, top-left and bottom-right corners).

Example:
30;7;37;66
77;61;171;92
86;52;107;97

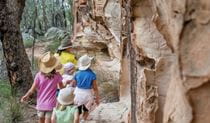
39;52;61;73
57;87;74;105
78;54;93;70
63;62;75;72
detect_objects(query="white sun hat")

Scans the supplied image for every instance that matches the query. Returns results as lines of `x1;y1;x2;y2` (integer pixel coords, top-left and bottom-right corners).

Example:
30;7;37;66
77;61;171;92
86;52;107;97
63;62;75;72
78;54;93;71
57;87;75;105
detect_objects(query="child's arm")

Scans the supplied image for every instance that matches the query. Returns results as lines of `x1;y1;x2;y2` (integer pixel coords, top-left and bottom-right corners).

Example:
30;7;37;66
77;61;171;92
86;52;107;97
66;80;77;87
58;82;65;89
51;111;56;123
74;111;79;123
92;80;100;105
21;82;37;102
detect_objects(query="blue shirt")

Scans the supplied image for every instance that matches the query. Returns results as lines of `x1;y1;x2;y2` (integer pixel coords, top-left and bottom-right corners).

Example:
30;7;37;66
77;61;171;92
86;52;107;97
74;69;96;89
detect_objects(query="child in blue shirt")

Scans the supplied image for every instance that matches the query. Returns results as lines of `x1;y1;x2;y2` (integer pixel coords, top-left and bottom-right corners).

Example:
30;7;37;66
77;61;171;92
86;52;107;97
73;54;99;121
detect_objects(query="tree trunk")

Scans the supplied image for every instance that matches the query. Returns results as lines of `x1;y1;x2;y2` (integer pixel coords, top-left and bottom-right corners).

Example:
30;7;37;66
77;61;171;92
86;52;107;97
61;0;67;28
56;0;60;5
31;0;38;70
41;0;48;31
68;0;74;32
125;0;137;122
51;0;55;27
0;0;33;94
73;0;78;36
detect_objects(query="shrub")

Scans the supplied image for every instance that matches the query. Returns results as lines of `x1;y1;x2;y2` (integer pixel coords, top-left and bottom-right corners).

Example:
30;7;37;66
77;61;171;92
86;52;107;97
22;33;34;48
45;40;61;53
44;27;69;41
0;82;11;98
23;39;34;48
6;98;23;123
0;81;23;123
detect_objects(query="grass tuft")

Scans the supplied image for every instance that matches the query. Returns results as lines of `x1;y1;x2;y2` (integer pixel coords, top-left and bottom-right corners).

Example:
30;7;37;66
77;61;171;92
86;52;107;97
24;39;34;48
0;81;23;123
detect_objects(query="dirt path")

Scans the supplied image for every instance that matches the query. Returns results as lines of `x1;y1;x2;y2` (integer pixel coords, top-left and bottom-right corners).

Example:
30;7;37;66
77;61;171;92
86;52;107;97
25;41;47;58
22;105;37;123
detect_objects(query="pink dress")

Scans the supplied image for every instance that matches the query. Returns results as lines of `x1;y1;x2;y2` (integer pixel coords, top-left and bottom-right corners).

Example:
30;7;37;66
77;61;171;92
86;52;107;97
34;72;62;111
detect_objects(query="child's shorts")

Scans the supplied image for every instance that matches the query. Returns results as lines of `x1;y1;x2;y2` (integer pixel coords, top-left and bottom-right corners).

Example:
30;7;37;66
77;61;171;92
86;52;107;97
37;110;52;118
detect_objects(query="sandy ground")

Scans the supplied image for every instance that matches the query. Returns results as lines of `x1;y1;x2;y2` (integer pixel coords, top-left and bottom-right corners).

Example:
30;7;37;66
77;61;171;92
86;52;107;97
25;41;47;58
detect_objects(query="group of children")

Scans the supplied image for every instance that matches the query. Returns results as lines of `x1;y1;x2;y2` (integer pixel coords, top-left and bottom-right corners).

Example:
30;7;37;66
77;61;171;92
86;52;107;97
21;50;99;123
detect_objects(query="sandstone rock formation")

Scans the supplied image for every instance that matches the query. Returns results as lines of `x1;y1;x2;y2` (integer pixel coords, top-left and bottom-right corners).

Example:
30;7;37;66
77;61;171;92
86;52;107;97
72;0;210;123
127;0;210;123
71;0;122;103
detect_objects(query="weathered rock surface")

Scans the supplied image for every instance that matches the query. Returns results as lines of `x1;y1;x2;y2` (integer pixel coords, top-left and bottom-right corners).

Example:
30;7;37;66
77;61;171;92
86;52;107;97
126;0;210;123
72;0;210;123
87;102;129;123
72;0;122;103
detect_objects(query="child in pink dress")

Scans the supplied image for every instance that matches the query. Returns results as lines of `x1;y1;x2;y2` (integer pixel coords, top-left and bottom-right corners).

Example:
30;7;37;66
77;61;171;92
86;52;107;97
21;52;64;123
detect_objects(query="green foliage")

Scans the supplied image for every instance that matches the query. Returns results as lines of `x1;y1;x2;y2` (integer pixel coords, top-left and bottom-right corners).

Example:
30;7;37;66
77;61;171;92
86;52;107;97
45;27;68;40
5;98;23;123
21;0;34;30
21;0;74;35
23;39;34;48
0;82;11;98
0;81;23;123
45;40;61;53
66;0;74;31
22;33;34;48
44;27;70;53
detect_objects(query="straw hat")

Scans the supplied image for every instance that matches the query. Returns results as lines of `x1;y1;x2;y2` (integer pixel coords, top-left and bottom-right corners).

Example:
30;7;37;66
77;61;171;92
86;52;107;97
78;54;93;70
39;52;61;73
57;87;74;105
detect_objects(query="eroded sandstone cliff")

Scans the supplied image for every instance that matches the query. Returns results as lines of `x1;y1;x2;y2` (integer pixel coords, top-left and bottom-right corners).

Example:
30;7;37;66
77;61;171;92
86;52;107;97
129;0;210;123
73;0;210;123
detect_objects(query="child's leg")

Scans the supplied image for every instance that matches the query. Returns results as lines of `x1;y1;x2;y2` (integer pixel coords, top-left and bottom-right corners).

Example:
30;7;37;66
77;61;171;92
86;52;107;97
82;105;89;120
39;117;45;123
45;111;52;123
77;105;83;121
37;111;45;123
78;105;83;116
45;117;51;123
83;112;89;120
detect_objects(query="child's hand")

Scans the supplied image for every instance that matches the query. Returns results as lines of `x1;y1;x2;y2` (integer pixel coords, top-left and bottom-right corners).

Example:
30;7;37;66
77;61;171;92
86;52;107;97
66;80;73;85
95;97;100;106
21;95;29;103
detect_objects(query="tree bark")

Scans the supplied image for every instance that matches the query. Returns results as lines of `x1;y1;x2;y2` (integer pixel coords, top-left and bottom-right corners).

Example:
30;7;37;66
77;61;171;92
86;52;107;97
41;0;48;31
31;0;38;70
61;0;67;28
0;0;33;94
51;0;55;27
126;0;137;122
72;0;77;36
